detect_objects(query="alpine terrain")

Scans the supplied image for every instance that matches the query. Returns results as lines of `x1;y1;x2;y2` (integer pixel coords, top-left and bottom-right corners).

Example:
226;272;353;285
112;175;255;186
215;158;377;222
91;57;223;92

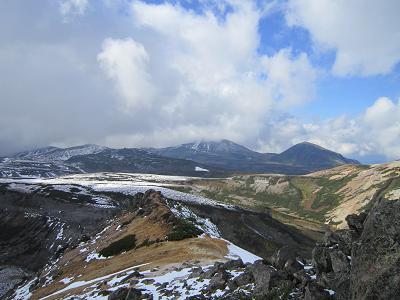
0;140;359;179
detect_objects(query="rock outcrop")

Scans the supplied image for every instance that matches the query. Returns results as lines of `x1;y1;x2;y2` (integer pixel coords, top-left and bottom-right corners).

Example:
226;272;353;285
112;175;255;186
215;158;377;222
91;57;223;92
309;196;400;299
171;196;400;299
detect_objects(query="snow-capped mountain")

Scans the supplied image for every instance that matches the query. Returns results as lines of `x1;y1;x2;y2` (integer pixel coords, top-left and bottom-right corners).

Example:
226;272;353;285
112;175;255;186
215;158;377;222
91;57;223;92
0;146;226;178
13;144;107;161
146;139;360;174
1;140;360;178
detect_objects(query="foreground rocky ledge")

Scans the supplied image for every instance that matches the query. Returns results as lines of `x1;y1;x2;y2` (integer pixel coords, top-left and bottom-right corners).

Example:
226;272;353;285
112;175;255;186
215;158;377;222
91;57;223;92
85;196;400;299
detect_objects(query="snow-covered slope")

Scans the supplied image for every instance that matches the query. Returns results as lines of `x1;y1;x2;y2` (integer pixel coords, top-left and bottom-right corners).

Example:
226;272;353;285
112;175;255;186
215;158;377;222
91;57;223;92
0;172;235;209
13;144;107;161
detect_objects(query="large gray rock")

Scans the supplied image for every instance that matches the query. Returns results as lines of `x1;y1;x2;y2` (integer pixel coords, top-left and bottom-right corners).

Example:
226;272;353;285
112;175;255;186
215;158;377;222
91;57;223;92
323;229;353;256
227;270;253;290
207;269;231;292
312;245;332;275
304;282;332;300
350;198;400;299
269;246;297;269
249;260;278;296
108;287;145;300
330;249;350;274
345;212;367;235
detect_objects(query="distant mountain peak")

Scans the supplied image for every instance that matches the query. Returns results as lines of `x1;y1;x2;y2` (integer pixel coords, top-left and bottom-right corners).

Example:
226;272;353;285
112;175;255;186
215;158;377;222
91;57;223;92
273;141;360;167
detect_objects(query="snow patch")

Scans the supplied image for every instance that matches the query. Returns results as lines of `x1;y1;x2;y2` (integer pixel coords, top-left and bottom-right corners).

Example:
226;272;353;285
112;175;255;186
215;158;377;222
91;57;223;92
225;240;261;263
195;166;209;172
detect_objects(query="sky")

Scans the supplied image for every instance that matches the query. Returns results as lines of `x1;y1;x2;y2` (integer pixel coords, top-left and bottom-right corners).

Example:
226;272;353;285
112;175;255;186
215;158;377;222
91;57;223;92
0;0;399;163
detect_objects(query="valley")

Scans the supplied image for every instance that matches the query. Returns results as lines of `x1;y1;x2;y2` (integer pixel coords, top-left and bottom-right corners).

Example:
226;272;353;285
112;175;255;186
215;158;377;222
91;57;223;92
1;142;400;299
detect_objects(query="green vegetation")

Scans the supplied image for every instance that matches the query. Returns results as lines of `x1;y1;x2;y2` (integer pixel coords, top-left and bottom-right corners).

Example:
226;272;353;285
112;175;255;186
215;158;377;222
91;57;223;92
99;234;137;257
136;238;157;249
201;189;238;204
167;218;203;241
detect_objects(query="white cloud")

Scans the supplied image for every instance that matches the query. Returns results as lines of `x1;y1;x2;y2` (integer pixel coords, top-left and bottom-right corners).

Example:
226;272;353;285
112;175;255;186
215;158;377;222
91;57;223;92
98;38;156;110
97;0;316;147
258;97;400;161
4;0;399;163
286;0;400;76
262;48;317;107
60;0;89;18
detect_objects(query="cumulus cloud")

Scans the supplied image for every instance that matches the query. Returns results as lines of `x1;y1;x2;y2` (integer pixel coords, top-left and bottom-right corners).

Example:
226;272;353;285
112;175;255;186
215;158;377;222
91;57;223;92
258;97;400;161
1;0;399;163
286;0;400;76
96;0;316;148
98;38;156;110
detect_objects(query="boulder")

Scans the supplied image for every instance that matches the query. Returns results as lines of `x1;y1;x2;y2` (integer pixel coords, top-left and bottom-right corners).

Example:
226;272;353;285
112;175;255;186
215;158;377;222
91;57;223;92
304;282;332;300
283;258;303;274
293;269;311;287
249;260;278;296
108;287;144;300
227;270;253;290
345;212;367;235
222;258;244;270
329;249;350;274
350;199;400;299
312;245;332;274
207;269;231;291
200;262;224;279
188;266;203;279
269;246;297;269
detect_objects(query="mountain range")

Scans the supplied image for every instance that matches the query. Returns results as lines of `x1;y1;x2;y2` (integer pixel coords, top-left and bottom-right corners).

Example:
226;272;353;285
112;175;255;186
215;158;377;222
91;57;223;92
0;140;360;178
147;140;359;174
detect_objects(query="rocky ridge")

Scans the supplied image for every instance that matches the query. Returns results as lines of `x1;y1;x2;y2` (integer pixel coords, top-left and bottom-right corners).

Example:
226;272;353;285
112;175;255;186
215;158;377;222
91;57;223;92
4;181;400;299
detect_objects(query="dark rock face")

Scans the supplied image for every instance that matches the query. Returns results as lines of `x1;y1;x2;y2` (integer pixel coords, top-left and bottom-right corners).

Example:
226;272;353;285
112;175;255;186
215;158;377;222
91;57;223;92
350;198;400;299
0;190;116;272
0;266;32;298
0;188;117;297
312;245;333;275
207;269;231;292
345;212;367;235
309;197;400;300
304;281;332;300
250;260;277;296
108;287;149;300
185;203;315;259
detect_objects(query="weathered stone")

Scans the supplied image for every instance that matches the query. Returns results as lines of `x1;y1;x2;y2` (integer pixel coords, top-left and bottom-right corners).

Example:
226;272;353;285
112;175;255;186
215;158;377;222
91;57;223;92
228;270;253;290
345;212;367;235
200;262;224;279
269;246;297;269
207;269;231;291
350;199;400;299
222;258;244;270
329;249;350;274
108;287;143;300
283;258;303;274
304;282;332;300
312;245;332;274
188;266;203;279
249;260;277;296
122;270;143;283
293;269;311;287
141;279;155;285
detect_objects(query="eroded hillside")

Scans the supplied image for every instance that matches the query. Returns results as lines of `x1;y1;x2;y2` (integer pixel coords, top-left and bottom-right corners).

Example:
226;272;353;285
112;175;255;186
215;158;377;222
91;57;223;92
167;162;400;229
1;175;314;299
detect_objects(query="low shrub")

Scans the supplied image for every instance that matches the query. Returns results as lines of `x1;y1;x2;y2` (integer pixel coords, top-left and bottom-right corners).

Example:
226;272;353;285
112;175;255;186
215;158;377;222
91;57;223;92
99;234;136;257
167;218;203;241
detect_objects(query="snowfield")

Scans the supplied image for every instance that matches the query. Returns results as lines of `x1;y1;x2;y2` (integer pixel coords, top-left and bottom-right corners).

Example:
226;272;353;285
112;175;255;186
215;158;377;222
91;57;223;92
0;172;236;209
